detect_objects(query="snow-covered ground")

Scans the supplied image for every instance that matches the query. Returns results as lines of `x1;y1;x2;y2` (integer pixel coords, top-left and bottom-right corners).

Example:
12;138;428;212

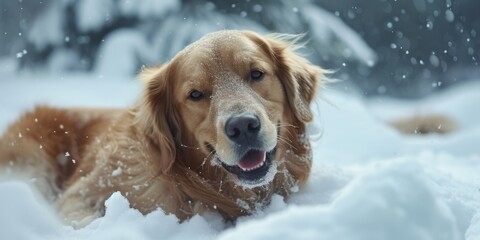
0;71;479;240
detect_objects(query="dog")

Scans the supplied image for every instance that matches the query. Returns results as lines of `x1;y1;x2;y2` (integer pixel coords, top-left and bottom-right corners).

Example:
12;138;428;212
0;30;328;227
390;114;458;135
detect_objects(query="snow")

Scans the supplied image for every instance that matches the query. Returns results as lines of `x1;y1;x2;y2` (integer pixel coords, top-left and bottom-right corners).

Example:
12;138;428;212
95;29;151;76
220;160;462;240
301;3;378;66
28;3;64;51
445;9;455;22
118;0;180;19
76;0;181;32
0;71;479;240
76;0;116;32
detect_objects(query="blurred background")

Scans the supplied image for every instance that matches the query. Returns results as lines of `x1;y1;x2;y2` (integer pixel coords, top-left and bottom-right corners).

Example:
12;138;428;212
0;0;478;98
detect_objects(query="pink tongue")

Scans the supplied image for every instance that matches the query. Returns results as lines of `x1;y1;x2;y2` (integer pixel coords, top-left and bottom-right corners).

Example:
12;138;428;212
238;150;266;170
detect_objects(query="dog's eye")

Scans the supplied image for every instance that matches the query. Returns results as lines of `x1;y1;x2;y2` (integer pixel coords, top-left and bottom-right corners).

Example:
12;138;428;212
188;90;204;101
250;70;265;81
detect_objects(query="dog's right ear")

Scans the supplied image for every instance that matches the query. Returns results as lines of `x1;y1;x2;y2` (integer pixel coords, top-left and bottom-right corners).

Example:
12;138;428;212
136;64;181;175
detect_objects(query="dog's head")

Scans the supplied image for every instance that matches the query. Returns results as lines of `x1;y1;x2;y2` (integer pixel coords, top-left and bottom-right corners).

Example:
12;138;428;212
138;30;326;187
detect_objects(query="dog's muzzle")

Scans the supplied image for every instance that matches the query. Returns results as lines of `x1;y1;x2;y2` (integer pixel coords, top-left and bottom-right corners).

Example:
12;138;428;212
219;114;277;183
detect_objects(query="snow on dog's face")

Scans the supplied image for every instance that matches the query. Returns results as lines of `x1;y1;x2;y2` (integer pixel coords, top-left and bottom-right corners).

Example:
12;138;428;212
141;30;324;187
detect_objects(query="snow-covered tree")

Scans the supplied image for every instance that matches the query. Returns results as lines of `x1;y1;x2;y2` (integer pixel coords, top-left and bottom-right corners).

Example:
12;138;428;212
1;0;478;97
7;1;375;76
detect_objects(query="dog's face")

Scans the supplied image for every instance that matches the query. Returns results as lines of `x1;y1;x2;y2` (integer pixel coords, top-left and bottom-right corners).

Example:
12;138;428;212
175;32;285;185
141;30;324;187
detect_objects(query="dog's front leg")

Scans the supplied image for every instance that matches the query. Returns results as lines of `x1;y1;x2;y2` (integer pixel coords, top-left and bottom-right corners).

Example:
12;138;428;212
55;169;113;229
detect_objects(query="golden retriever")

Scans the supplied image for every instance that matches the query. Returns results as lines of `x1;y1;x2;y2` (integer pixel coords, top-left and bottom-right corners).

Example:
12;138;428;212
0;30;327;227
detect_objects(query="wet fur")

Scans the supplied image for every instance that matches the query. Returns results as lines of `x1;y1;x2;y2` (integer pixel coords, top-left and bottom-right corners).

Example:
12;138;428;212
0;30;327;227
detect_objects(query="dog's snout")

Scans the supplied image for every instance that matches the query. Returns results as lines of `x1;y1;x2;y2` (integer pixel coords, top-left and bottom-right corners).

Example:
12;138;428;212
225;115;261;144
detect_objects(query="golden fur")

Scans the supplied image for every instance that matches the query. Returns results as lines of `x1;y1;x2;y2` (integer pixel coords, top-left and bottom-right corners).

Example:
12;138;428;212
0;30;327;227
390;114;458;135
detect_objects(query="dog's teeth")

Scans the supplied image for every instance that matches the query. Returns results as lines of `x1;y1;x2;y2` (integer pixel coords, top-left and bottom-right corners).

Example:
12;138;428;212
239;158;266;172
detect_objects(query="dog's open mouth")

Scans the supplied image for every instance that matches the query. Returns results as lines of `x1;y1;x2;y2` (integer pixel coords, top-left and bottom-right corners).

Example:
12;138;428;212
221;148;275;183
207;144;276;183
237;150;267;171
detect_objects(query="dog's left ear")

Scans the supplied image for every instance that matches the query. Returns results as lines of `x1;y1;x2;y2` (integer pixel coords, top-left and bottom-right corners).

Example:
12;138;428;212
248;32;327;123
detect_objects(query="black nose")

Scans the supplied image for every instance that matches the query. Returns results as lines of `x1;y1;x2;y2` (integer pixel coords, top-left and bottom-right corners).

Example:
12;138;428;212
225;115;261;145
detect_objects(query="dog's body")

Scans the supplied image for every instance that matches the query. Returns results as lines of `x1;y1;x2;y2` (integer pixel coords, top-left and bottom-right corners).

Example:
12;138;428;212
0;30;326;227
